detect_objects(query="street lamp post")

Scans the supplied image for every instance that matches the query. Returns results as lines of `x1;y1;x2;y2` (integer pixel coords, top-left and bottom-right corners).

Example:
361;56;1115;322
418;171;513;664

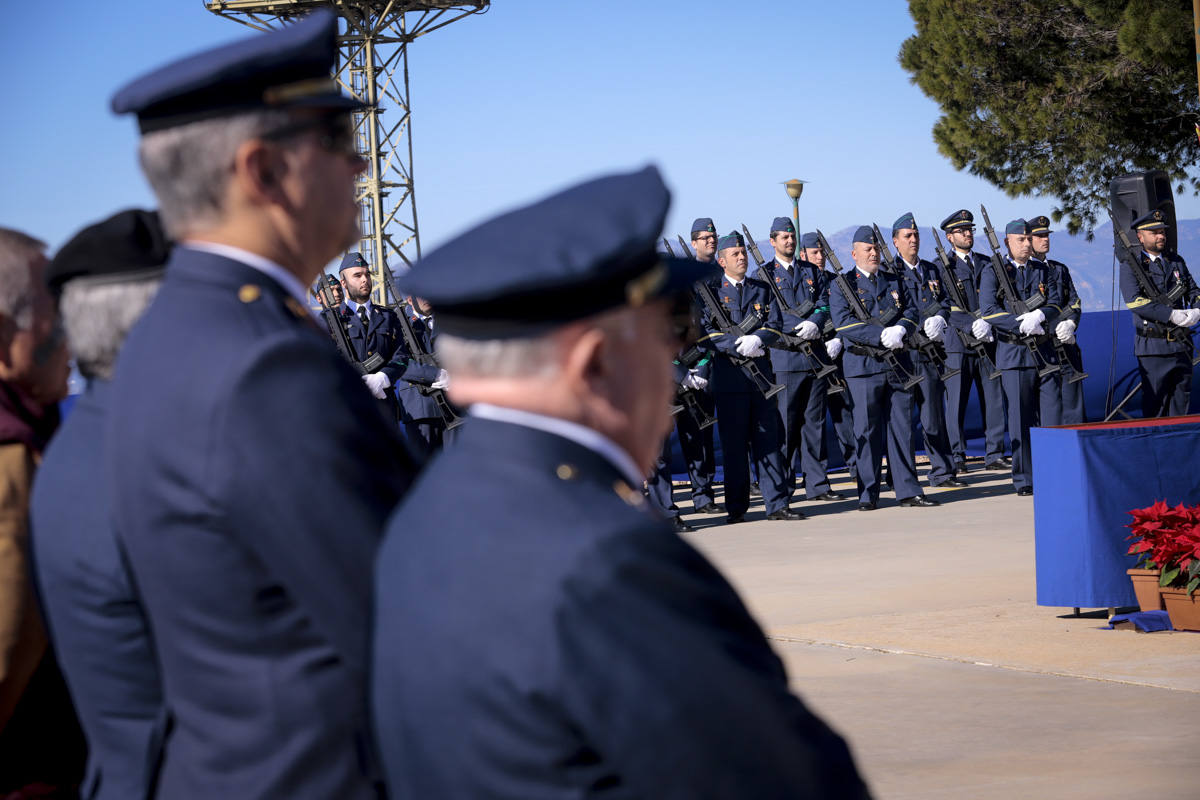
783;179;806;236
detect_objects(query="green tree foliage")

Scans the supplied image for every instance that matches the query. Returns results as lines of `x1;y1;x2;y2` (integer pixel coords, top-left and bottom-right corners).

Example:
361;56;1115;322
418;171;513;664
901;0;1197;234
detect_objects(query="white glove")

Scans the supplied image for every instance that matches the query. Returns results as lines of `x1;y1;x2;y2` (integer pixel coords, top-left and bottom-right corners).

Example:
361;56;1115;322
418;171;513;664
793;320;820;341
971;318;994;342
1185;309;1200;327
923;316;947;341
682;370;708;390
362;371;391;399
431;368;450;390
825;338;843;359
1017;309;1046;336
1055;319;1076;343
735;334;765;358
880;325;906;350
1169;309;1190;326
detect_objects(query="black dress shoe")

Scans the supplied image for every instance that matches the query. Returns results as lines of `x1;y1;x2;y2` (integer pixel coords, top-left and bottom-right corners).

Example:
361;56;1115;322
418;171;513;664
726;514;744;524
673;517;695;532
811;490;844;501
1016;486;1033;496
984;460;1010;471
858;501;876;511
933;478;968;488
693;501;723;514
954;460;969;473
899;496;940;507
750;482;762;496
766;509;805;521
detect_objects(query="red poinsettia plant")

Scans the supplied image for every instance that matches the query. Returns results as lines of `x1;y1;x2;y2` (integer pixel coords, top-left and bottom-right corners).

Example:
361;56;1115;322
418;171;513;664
1126;500;1200;596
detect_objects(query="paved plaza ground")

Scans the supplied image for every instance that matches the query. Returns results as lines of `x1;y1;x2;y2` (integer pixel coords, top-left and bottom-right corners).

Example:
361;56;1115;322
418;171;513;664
678;463;1200;799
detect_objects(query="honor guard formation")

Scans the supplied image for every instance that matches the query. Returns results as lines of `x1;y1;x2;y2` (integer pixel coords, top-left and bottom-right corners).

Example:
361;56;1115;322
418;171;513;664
1;8;1198;799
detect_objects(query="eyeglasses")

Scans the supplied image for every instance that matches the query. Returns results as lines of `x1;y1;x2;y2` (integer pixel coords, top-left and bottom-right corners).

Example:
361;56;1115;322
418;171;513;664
693;234;716;242
261;114;359;158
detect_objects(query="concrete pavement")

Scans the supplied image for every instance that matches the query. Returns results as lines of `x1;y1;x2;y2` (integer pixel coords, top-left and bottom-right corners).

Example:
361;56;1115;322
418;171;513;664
677;462;1200;799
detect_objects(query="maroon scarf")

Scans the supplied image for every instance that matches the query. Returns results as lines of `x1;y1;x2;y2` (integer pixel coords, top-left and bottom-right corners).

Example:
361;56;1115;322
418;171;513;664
0;380;59;453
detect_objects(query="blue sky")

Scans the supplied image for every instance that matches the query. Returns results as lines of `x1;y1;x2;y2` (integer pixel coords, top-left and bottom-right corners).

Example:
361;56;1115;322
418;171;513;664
3;0;1197;257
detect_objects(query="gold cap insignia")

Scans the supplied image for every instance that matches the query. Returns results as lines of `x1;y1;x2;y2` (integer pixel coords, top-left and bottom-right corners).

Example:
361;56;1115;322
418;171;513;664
625;263;667;307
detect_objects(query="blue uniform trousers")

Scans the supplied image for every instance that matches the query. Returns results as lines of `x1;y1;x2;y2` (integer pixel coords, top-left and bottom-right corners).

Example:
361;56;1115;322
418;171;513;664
945;347;1007;466
714;391;789;517
826;369;857;481
675;389;716;506
1059;342;1087;424
999;367;1060;491
1139;352;1192;418
644;437;679;520
912;359;956;485
403;420;452;458
848;372;922;504
776;370;831;498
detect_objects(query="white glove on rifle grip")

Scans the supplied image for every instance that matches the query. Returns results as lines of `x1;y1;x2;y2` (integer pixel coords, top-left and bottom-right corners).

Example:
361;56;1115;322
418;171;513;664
363;371;391;399
971;318;993;341
1055;320;1076;343
880;325;906;350
825;338;843;359
794;320;820;341
735;334;765;358
923;316;947;341
682;370;708;390
1016;309;1046;336
1184;309;1200;328
1168;309;1191;326
431;368;450;390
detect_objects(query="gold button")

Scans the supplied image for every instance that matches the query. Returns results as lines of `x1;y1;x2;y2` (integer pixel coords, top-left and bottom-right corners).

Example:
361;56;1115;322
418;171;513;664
556;464;577;480
238;284;261;303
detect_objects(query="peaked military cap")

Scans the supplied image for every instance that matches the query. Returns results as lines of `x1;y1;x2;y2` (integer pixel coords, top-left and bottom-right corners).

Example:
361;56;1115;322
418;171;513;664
691;218;717;235
940;209;974;231
45;209;170;294
1028;215;1053;235
1132;209;1169;231
852;226;874;244
111;10;363;133
770;217;795;234
717;231;744;251
1005;219;1031;236
396;165;711;338
891;212;916;234
339;252;369;272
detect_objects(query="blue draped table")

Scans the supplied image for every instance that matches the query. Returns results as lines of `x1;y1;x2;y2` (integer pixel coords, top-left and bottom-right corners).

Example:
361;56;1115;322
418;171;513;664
1031;414;1200;608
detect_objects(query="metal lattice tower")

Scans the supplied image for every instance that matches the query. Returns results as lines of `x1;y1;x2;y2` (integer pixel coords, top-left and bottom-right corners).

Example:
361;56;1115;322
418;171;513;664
205;0;489;302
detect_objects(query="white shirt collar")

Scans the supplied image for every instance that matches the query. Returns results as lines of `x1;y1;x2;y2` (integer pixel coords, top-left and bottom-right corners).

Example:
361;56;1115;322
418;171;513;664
901;257;921;271
855;265;876;279
347;299;374;315
725;275;744;287
774;257;795;270
953;248;971;261
183;241;320;321
469;403;644;488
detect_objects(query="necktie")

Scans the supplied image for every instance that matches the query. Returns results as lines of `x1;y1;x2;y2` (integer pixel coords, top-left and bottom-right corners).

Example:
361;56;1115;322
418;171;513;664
736;282;743;300
358;306;369;327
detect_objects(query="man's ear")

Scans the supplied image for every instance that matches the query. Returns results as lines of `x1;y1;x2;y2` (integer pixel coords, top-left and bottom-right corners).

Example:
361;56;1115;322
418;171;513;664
562;326;606;389
233;138;283;204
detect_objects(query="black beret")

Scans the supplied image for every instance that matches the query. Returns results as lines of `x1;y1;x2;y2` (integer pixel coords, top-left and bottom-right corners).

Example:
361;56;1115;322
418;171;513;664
46;209;171;294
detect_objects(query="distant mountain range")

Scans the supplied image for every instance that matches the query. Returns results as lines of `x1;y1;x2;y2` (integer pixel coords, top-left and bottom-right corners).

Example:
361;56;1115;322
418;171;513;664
718;220;1200;313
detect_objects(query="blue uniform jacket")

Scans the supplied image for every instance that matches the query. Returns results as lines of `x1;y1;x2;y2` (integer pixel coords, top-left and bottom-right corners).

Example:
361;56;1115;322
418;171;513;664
30;379;162;800
896;257;951;364
372;417;869;799
698;273;783;393
760;259;831;374
979;257;1063;370
106;248;417;799
829;266;919;378
1046;259;1081;327
941;250;988;356
393;303;444;423
337;300;402;374
1119;250;1200;356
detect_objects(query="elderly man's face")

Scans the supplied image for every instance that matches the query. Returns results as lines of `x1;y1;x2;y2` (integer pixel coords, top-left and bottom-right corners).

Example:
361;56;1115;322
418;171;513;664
717;245;748;281
852;241;879;272
691;231;717;261
5;252;69;404
1006;233;1033;263
606;301;680;472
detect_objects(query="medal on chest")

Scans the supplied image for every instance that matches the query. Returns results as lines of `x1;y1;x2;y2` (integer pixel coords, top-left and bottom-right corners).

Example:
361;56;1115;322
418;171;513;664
890;289;900;307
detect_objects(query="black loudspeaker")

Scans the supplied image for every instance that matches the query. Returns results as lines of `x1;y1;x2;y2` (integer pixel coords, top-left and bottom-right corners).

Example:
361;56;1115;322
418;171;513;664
1110;170;1177;254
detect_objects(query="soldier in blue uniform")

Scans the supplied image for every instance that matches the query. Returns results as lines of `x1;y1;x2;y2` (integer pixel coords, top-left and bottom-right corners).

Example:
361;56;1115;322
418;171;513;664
700;231;799;523
890;213;965;488
829;226;939;510
30;209;167;800
371;165;870;799
940;210;1009;471
676;216;721;513
761;217;842;502
336;251;407;415
105;12;418;797
979;219;1064;495
1030;215;1087;423
802;232;858;484
1119;209;1200;418
392;295;452;455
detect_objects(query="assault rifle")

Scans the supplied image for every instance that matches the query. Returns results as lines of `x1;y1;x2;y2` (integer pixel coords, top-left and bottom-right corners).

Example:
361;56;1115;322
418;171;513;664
816;229;923;389
379;268;464;431
740;224;843;392
670;341;716;430
693;280;785;399
677;235;692;258
662;238;676;258
311;280;385;374
979;205;1059;378
930;227;1001;380
869;224;959;382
